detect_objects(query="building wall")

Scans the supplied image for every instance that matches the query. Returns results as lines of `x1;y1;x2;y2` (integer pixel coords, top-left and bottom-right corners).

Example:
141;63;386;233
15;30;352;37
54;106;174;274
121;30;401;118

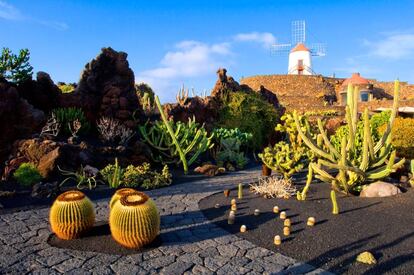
288;51;312;75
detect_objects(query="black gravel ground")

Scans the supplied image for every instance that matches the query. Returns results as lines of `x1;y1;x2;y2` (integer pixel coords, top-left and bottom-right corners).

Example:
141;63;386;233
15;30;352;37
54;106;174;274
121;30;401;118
48;221;162;255
199;181;414;274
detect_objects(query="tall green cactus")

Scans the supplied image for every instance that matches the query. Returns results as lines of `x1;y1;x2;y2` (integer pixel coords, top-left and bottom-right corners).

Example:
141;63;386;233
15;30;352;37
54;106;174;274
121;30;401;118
139;96;214;174
295;81;405;203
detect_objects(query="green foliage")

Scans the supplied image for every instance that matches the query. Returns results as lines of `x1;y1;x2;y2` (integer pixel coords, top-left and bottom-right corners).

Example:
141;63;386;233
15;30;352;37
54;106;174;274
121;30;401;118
379;117;414;159
304;110;339;117
410;160;414;187
13;163;42;187
58;83;75;93
216;138;249;169
59;166;102;190
330;111;391;164
295;82;405;206
216;91;279;150
212;127;252;147
0;47;33;84
52;107;90;136
100;160;172;189
136;83;155;115
259;113;315;179
124;163;172;189
100;158;124;188
139;96;214;174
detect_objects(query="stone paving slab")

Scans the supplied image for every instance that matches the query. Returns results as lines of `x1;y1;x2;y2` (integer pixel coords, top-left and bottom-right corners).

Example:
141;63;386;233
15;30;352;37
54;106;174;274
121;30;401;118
0;166;334;274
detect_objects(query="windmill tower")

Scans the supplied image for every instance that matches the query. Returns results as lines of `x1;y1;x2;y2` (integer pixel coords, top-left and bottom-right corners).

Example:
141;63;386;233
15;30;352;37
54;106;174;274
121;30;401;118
271;20;326;75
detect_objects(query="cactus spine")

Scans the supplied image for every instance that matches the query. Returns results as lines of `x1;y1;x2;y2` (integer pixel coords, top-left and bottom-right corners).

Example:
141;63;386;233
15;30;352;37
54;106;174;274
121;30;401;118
294;81;405;212
109;188;136;209
49;190;95;240
110;191;160;249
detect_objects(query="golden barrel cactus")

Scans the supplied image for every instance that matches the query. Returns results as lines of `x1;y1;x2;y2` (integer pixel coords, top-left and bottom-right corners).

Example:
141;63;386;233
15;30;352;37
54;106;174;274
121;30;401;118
109;191;160;249
49;190;95;240
109;188;136;209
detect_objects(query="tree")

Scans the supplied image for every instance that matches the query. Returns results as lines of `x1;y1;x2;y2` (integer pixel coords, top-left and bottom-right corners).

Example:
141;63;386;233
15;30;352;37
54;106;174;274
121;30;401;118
0;47;33;84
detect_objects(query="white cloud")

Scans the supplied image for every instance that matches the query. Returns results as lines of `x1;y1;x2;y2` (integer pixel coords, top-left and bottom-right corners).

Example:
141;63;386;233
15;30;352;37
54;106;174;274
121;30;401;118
234;32;276;48
0;1;68;30
0;0;22;20
364;33;414;59
136;40;232;100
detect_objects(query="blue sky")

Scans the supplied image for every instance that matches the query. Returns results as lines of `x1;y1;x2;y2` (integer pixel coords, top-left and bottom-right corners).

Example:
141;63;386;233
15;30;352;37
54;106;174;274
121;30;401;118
1;0;414;102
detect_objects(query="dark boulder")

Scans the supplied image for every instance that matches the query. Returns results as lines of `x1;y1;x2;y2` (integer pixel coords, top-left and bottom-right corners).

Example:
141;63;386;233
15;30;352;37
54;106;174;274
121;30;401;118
60;47;143;127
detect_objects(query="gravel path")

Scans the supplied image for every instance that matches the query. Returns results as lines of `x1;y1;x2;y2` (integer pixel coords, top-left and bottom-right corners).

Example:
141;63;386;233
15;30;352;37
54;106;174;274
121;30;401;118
0;165;333;274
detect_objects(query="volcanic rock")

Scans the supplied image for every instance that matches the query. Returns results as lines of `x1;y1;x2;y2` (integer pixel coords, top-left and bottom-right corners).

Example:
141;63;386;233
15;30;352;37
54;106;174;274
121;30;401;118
360;181;401;198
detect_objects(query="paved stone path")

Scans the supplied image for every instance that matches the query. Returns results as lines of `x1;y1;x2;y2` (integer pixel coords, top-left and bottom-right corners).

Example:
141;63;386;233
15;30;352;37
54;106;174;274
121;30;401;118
0;166;333;274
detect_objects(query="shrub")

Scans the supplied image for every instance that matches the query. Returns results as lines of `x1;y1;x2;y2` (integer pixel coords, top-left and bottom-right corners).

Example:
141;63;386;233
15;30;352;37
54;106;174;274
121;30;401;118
379;117;414;159
212;127;252;148
0;47;33;84
58;83;75;93
97;117;134;145
216;138;249;169
216;91;279;150
100;161;172;190
52;107;90;136
13;163;42;187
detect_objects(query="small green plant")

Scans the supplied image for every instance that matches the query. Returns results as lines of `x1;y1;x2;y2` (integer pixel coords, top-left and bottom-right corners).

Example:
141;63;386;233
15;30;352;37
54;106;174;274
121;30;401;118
100;160;172;189
100;158;124;188
409;160;414;187
216;138;249;169
59;166;102;190
13;163;42;187
0;47;33;83
58;83;75;93
124;163;172;189
139;96;214;174
212;127;253;147
378;116;414;159
52;107;90;136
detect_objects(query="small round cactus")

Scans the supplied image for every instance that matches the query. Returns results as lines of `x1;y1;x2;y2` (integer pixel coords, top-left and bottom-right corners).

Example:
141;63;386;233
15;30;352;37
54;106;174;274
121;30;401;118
284;218;291;227
307;217;316;226
273;206;279;213
240;225;247;233
110;191;160;249
109;188;136;209
280;211;287;220
274;235;281;245
49;190;95;240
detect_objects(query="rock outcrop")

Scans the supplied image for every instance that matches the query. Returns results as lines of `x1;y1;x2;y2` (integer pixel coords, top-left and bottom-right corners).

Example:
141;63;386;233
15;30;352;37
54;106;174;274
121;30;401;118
17;72;60;113
0;80;46;169
61;47;142;127
211;68;244;97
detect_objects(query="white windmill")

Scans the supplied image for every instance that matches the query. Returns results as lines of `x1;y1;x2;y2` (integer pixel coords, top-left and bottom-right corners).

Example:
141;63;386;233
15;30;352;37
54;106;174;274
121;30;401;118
271;20;326;75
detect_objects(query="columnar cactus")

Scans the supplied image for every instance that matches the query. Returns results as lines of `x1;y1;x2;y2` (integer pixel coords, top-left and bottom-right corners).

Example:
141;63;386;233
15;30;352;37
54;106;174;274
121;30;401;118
294;81;405;207
49;190;95;240
109;191;160;249
109;188;136;209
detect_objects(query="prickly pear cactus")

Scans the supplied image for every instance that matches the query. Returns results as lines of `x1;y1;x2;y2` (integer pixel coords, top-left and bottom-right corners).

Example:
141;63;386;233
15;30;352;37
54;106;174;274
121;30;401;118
49;190;95;240
110;191;160;249
109;188;136;209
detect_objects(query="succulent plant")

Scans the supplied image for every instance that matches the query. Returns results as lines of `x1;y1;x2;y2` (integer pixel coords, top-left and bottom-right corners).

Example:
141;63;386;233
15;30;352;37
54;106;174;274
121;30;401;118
331;190;339;214
49;190;95;240
356;251;377;265
109;188;136;209
109;191;160;249
295;82;405;212
238;183;243;199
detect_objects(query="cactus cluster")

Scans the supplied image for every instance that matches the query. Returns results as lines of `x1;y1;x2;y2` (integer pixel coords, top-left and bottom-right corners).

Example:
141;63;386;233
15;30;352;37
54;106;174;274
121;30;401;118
294;81;405;211
259;113;315;179
109;191;160;248
139;96;214;174
49;191;95;240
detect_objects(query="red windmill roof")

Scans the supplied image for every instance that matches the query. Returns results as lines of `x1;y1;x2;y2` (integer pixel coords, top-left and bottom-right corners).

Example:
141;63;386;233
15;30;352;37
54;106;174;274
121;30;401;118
290;43;310;53
342;73;370;87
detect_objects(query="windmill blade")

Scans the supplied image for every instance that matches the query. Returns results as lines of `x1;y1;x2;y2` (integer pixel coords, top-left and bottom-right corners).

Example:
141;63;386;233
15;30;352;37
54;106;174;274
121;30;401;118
292;20;306;45
271;43;291;56
309;43;327;56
